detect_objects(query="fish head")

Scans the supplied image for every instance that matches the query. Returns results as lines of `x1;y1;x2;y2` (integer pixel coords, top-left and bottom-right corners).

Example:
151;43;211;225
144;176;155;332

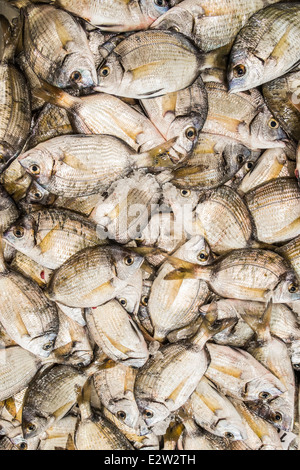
142;0;170;22
228;50;265;93
3;214;36;252
116;285;141;315
29;331;57;359
167;115;203;158
25;182;54;206
162;182;201;210
22;408;48;439
271;272;300;303
110;397;140;430
244;375;286;404
95;53;125;95
18;149;54;188
136;398;170;428
222;141;257;170
214;419;248;442
179;235;213;265
249;107;287;148
151;5;194;38
247;397;294;433
56;53;97;89
113;247;144;281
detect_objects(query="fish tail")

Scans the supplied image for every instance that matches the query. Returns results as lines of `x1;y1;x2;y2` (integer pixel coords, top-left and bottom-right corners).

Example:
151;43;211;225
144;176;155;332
164;256;210;281
192;313;237;347
241;299;273;342
32;80;80;110
0;14;22;62
136;137;178;170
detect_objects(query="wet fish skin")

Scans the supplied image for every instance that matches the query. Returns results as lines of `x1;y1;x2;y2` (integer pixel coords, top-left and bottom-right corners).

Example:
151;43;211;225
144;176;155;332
244;177;300;244
228;3;300;93
0;185;18;232
95;30;203;99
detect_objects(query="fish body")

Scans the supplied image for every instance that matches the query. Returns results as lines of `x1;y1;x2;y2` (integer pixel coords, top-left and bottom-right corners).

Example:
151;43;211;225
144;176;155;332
95;30;203;99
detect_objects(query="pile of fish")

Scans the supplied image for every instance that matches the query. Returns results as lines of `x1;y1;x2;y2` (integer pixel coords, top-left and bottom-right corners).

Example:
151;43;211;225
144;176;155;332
1;0;300;451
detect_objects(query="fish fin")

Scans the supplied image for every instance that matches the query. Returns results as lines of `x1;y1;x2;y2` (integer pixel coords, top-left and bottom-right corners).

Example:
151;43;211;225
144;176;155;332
166;379;188;405
51;401;75;421
54;17;74;49
4;397;16;418
62;151;90;171
267;25;294;64
15;309;30;337
0;235;7;273
192;313;237;347
136;137;178;169
163;256;209;281
65;433;76;451
241;299;273;342
79;279;116;304
37;225;60;254
32;80;80;110
172;164;209;178
201;42;232;70
0;14;21;62
53;341;74;359
271;217;300;240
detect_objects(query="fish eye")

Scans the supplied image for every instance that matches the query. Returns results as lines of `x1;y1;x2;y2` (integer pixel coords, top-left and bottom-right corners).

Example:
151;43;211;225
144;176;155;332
233;64;246;78
185;127;197;141
26;423;36;432
30;164;40;175
117;411;127;421
77;362;84;368
43;341;54;351
259;391;271;400
143;409;154;419
155;0;167;6
141;296;149;307
70;71;82;83
273;412;282;422
18;442;28;450
289;283;298;293
99;66;110;77
33;191;42;200
224;432;235;440
246;162;254;170
237;154;244;164
294;363;300;370
13;226;25;238
124;255;134;266
197;251;209;262
119;298;127;307
180;189;191;198
268;118;279;129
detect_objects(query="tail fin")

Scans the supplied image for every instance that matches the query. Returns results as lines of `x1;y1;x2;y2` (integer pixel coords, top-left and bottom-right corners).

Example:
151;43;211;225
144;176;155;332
163;256;210;281
136;137;178;170
0;14;22;62
32;79;81;110
191;310;237;347
240;299;273;342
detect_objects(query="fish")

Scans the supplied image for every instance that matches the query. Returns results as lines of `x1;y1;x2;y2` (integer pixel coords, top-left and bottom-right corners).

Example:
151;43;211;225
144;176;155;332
244;177;300;244
263;67;300;142
0;245;59;357
152;0;282;53
44;0;170;32
228;3;300;93
147;236;211;341
21;354;107;439
171;133;260;190
205;343;286;404
3;208;105;269
20;3;97;89
165;248;300;303
33;81;165;153
0;184;18;232
95;30;203;99
85;300;149;368
46;245;145;308
93;363;141;431
18;134;176;198
202;83;287;150
75;383;134;450
140;77;208;159
0;16;31;172
194;186;255;255
9;251;53;287
38;415;77;451
179;419;229;451
134;315;234;428
0;346;44;401
186;376;248;441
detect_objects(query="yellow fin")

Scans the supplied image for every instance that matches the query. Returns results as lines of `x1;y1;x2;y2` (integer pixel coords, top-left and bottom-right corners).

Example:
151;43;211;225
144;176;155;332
5;397;16;418
268;25;294;63
104;333;134;355
211;364;242;379
80;280;115;304
52;401;75;421
38;225;60;254
166;379;188;405
62;151;89;171
54;17;74;49
131;61;166;81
